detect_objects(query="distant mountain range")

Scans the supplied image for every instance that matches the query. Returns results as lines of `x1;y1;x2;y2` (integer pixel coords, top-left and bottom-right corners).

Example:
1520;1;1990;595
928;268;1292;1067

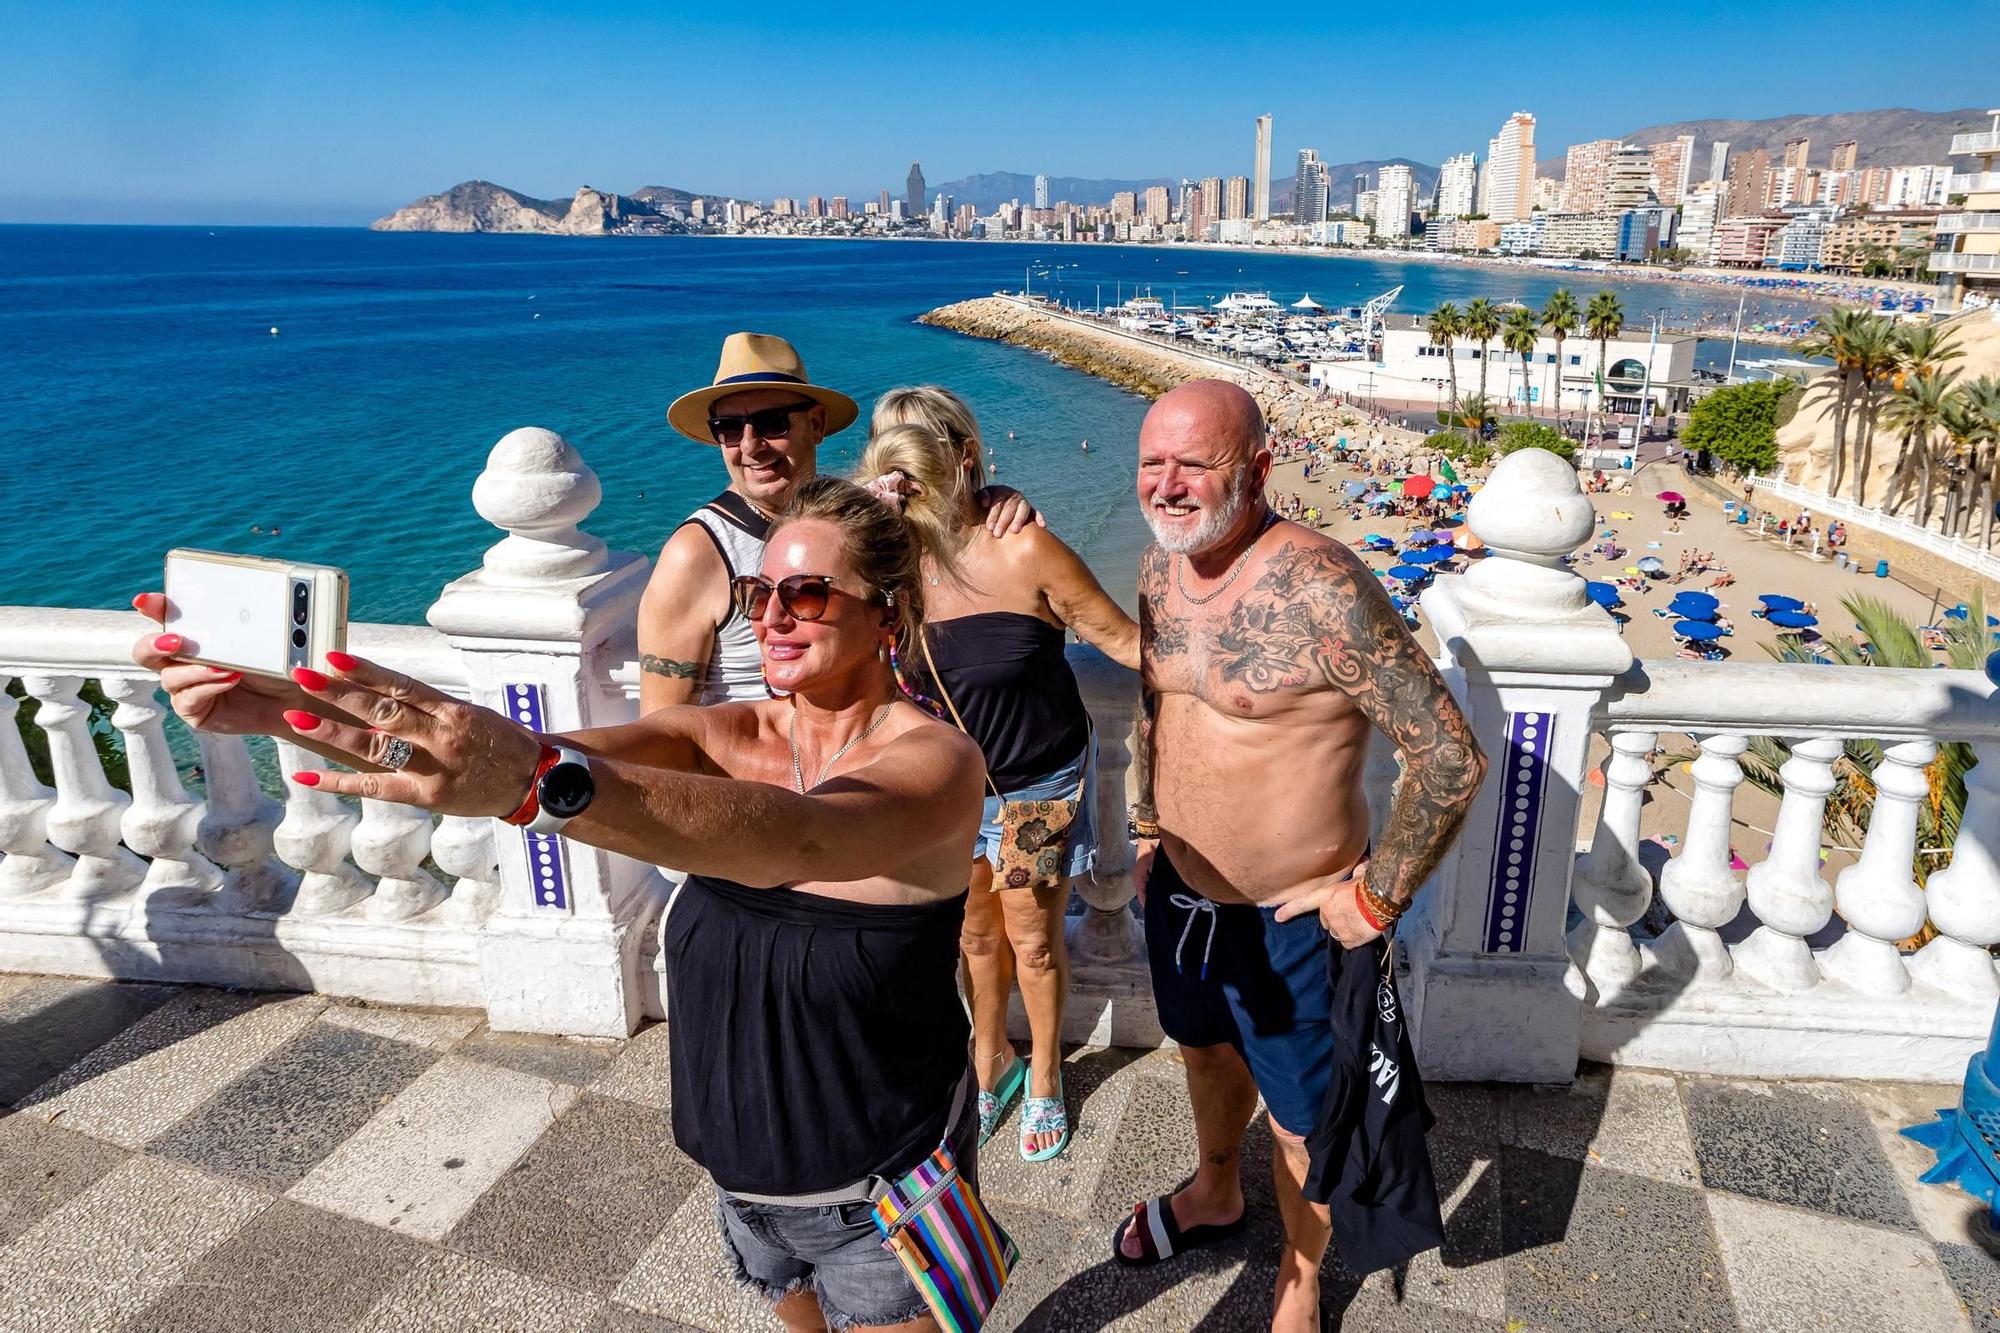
1537;106;1986;177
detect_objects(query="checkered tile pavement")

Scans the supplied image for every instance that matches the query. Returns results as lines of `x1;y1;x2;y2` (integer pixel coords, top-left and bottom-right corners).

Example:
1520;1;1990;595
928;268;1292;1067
1;973;1994;1332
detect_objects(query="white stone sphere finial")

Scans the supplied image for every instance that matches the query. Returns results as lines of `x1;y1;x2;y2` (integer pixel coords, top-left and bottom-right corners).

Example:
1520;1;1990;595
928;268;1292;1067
1462;449;1597;618
470;427;610;585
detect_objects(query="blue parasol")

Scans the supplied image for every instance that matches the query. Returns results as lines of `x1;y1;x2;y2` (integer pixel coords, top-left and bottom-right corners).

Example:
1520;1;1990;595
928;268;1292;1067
1405;546;1453;564
1584;581;1622;607
1388;564;1429;581
1766;610;1817;629
1675;620;1725;641
1758;594;1804;611
1344;481;1368;496
1637;556;1667;574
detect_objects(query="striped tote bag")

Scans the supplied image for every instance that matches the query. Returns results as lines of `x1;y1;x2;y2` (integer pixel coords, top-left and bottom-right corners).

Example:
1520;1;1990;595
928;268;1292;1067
871;1146;1019;1332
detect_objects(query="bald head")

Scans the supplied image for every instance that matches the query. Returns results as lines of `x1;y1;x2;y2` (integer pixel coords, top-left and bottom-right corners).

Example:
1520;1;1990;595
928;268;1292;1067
1141;380;1265;464
1137;379;1272;557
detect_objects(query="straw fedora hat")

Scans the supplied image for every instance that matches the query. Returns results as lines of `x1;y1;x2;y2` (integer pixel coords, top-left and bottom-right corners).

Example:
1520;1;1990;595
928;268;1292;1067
667;332;859;444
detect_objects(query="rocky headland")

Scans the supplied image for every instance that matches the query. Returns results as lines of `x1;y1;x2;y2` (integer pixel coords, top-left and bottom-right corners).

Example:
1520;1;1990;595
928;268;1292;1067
370;180;728;234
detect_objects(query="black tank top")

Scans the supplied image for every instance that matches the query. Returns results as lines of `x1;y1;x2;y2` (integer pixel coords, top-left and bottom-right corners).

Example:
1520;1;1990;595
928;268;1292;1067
922;612;1091;792
661;874;969;1195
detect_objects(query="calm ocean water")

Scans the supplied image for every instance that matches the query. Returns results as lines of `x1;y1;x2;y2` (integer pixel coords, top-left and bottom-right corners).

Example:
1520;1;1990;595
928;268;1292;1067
0;228;1813;624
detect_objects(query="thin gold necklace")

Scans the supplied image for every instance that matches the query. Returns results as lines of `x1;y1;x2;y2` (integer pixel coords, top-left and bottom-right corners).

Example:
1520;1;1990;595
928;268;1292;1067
789;701;895;794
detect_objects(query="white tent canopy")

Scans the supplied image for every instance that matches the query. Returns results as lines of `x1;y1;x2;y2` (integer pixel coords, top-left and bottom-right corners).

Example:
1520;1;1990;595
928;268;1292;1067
1291;294;1325;310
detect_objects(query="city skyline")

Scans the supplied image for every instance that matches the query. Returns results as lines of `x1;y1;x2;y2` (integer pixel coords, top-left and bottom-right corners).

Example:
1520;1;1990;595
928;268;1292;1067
5;5;1997;225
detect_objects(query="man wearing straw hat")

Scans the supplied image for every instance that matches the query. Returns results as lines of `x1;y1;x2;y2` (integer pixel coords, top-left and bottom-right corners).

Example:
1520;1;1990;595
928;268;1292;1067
640;332;1038;713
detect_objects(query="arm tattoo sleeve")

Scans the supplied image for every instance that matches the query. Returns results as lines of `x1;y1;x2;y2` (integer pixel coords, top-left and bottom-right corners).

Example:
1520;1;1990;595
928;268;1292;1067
639;655;701;680
1216;541;1488;907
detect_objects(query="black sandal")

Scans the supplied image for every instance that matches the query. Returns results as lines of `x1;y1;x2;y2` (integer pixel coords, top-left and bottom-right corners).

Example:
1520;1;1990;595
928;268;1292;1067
1110;1194;1248;1267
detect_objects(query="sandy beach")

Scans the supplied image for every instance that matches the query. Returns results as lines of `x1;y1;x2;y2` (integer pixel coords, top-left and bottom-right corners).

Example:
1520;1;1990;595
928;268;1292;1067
1266;441;1952;879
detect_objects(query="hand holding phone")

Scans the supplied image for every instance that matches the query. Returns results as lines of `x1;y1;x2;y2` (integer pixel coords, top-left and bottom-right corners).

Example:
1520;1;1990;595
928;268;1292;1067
161;549;348;679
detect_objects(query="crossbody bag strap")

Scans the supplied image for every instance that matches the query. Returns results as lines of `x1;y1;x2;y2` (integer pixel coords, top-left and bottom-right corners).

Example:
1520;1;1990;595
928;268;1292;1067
918;628;1004;803
722;1067;975;1209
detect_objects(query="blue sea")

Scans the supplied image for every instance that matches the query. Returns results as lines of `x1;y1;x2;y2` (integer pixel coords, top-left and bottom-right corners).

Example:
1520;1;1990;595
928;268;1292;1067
0;228;1816;623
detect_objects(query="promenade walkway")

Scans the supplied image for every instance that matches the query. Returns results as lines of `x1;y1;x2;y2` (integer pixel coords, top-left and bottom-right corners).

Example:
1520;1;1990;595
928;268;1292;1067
1;975;1991;1332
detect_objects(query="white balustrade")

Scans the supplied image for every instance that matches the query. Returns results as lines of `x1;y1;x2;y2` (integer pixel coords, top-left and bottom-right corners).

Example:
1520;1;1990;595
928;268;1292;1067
272;740;369;916
433;815;502;927
1734;736;1843;993
1568;729;1656;996
1064;647;1140;968
1654;733;1749;979
105;675;219;912
1822;740;1935;997
25;674;146;903
1909;743;2000;1000
194;732;295;915
351;798;445;921
0;678;73;896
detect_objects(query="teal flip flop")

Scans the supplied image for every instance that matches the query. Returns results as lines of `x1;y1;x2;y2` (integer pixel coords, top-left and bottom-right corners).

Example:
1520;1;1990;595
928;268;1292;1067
1020;1069;1070;1162
977;1056;1027;1147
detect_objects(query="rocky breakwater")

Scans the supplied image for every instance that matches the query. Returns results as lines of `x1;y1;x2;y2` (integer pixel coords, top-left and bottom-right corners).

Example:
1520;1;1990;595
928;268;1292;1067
921;297;1379;442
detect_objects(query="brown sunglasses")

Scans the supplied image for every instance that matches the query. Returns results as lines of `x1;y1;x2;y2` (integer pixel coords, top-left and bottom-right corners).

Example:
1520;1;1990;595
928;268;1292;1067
731;573;878;622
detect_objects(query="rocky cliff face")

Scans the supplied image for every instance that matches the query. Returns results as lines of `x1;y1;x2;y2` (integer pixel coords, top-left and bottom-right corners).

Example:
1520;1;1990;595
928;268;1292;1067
370;181;568;233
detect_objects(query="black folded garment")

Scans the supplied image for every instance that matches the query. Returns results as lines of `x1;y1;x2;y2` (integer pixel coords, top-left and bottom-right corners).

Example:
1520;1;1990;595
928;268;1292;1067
1302;937;1446;1275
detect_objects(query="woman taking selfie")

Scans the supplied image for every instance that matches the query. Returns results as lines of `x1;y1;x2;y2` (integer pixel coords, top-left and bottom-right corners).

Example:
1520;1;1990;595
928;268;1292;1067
134;476;995;1333
864;387;1139;1163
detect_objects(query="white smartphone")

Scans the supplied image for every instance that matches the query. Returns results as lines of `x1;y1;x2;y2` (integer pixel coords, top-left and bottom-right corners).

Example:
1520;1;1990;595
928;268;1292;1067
162;549;349;679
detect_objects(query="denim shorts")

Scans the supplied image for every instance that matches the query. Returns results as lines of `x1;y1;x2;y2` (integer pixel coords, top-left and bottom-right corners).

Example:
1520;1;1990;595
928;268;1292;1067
973;739;1098;883
714;1087;979;1329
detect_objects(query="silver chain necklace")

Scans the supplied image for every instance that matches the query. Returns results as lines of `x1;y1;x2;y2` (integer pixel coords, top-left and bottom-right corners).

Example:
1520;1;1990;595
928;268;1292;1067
789;702;895;794
1175;509;1276;606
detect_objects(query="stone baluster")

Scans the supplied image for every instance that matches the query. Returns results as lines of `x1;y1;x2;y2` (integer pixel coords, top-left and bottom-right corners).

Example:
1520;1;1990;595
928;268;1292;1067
433;815;502;927
1910;742;2000;1000
195;732;295;914
23;675;145;903
1822;739;1935;997
1735;736;1843;993
1406;448;1632;1082
1568;729;1657;997
351;799;444;921
0;677;74;896
428;427;655;1036
105;676;219;911
272;741;369;915
1655;733;1749;979
1065;646;1141;967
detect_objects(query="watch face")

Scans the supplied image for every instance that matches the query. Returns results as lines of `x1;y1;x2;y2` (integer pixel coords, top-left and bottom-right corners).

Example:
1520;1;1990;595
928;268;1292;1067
540;760;595;818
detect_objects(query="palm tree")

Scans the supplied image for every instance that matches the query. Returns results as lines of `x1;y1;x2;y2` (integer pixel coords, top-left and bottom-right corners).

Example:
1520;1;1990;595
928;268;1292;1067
1427;303;1465;443
1963;376;2000;550
1584;290;1623;422
1540;288;1582;427
1936;389;1981;533
1462;298;1501;419
1796;308;1866;499
1501;306;1540;416
1848;315;1902;507
1880;368;1958;518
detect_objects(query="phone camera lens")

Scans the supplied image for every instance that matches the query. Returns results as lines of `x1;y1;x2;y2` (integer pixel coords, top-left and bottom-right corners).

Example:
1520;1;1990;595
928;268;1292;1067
291;628;307;649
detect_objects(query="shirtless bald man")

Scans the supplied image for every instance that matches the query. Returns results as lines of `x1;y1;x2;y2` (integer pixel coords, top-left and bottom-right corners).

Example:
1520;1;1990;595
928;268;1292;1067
1115;380;1487;1330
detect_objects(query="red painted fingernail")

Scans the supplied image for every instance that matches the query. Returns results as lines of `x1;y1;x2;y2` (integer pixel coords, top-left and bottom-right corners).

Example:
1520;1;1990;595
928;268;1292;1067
212;670;242;683
132;594;151;612
154;633;183;653
282;710;321;731
292;771;321;787
325;651;357;672
292;667;329;690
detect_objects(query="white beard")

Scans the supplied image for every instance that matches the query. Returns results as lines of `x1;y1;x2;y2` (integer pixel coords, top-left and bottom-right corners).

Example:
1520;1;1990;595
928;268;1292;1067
1146;471;1254;555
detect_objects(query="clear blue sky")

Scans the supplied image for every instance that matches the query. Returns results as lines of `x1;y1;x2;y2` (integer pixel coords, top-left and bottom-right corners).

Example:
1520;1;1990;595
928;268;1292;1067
4;1;1990;225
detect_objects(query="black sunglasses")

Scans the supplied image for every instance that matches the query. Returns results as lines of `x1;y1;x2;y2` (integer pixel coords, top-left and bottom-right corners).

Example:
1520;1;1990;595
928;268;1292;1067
731;573;877;622
708;400;815;445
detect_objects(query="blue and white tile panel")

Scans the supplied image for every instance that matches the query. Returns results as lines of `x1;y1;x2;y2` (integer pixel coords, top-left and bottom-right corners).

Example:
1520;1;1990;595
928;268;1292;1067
500;682;571;914
1483;710;1551;953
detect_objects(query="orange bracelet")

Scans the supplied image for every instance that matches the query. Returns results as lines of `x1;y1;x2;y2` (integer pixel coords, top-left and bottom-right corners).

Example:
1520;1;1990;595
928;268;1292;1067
1353;881;1386;931
502;745;562;826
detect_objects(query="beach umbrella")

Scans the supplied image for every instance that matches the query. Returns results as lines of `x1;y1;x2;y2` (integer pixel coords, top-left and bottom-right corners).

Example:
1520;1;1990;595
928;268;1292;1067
1406;546;1452;564
1453;528;1485;552
1408;529;1437;544
1657;491;1686;503
1362;532;1388;544
1675;620;1725;641
1758;594;1804;611
1766;610;1818;629
1670;591;1719;612
1945;605;1970;620
1344;481;1367;496
1636;556;1667;574
1368;495;1395;508
1388;564;1429;581
1584;581;1622;607
1402;476;1437;498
